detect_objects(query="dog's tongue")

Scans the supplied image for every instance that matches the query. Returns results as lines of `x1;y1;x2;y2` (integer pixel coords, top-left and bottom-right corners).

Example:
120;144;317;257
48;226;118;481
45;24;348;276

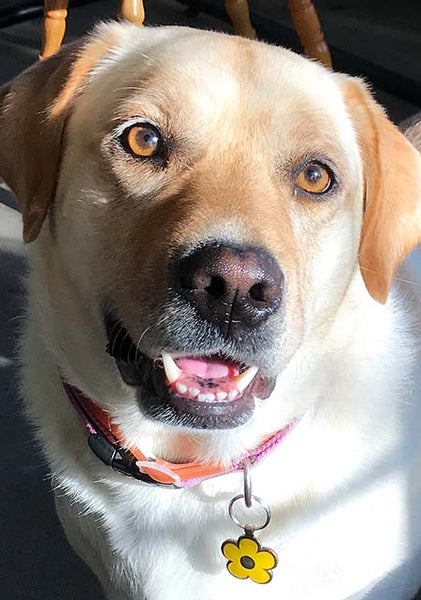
163;353;259;402
175;357;240;379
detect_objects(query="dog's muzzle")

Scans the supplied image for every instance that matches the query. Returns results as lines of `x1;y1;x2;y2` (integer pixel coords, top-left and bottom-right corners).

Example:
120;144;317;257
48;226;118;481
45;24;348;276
105;243;282;430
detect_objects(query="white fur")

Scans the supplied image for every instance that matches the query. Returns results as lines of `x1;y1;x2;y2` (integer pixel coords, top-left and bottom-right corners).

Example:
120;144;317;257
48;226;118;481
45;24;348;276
17;24;421;600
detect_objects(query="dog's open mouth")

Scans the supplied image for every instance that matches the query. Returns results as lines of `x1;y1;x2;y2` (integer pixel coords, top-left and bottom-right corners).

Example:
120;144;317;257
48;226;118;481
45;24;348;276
105;314;275;429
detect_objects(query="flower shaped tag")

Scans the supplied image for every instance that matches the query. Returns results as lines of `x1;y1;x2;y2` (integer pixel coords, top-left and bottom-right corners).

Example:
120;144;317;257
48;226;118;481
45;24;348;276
221;531;278;584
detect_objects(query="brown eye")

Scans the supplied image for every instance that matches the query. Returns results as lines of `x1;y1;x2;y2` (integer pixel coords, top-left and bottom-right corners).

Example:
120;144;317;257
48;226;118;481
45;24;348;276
124;124;161;158
295;162;333;195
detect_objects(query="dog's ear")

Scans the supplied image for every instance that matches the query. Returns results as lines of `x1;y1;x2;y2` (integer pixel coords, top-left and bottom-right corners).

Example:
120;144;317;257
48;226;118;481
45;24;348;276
0;30;118;243
340;77;421;303
401;113;421;154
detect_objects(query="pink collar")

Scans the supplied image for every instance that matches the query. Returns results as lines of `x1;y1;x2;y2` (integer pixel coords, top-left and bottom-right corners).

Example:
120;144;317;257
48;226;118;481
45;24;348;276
63;380;296;488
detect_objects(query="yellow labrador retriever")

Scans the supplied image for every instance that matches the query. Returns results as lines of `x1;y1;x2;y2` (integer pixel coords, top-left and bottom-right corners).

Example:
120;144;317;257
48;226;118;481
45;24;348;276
1;22;421;600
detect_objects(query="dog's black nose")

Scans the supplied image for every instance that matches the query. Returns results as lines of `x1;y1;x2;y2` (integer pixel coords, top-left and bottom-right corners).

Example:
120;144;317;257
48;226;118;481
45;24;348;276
175;244;283;334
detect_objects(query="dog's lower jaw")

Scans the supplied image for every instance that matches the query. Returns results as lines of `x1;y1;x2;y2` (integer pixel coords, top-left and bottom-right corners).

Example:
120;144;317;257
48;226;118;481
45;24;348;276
104;313;277;430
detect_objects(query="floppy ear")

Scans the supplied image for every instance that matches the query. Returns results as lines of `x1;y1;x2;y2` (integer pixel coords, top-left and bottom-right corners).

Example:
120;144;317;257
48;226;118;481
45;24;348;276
401;113;421;154
0;29;118;243
341;77;421;303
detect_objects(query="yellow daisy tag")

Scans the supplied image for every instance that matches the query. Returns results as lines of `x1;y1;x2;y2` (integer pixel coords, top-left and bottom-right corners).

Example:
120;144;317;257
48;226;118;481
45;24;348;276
221;527;278;584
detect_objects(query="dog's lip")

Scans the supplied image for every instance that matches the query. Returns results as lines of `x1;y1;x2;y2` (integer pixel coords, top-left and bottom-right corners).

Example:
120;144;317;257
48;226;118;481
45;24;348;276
105;313;276;429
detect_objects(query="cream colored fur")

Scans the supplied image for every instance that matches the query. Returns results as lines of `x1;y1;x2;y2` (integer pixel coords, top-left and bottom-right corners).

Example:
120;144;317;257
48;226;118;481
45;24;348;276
2;23;421;600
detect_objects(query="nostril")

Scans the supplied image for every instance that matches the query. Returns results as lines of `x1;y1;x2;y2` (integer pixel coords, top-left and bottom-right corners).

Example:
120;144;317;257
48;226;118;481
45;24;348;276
249;282;269;304
180;270;211;292
205;275;226;299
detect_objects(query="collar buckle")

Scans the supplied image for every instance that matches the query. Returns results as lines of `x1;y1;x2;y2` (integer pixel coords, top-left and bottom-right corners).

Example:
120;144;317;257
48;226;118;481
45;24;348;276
88;433;178;487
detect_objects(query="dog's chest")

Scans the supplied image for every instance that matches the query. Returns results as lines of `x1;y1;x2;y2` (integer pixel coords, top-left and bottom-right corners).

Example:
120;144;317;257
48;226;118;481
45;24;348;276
89;468;412;600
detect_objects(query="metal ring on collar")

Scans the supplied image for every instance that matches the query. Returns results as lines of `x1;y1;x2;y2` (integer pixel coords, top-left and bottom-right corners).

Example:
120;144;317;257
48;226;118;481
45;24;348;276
228;494;271;531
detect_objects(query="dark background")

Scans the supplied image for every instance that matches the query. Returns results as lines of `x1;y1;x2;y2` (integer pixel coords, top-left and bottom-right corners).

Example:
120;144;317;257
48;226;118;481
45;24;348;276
0;1;420;599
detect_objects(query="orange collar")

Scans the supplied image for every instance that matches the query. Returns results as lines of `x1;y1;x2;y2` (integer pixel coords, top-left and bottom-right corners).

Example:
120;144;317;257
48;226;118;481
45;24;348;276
63;380;296;488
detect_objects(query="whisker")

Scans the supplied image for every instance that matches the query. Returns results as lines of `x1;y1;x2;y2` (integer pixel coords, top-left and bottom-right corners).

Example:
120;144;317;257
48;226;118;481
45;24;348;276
359;264;421;287
134;325;151;363
108;318;122;356
392;275;421;287
6;314;26;326
120;329;133;361
111;324;131;359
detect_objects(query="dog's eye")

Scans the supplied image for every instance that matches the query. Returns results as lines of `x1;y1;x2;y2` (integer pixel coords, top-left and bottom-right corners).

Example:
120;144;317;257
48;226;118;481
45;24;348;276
295;162;333;195
122;123;161;158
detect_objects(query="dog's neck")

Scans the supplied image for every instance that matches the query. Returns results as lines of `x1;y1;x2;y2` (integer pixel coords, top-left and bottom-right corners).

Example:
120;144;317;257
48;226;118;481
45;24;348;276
63;379;298;488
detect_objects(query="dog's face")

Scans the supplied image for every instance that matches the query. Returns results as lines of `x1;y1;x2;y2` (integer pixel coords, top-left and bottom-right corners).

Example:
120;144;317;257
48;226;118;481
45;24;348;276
1;25;421;459
57;26;363;431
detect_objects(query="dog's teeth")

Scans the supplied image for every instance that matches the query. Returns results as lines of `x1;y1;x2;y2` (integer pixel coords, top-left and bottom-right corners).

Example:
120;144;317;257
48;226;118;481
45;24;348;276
228;390;239;400
176;382;187;394
205;393;215;402
162;352;183;384
189;388;200;398
234;366;259;393
216;391;227;401
198;393;208;402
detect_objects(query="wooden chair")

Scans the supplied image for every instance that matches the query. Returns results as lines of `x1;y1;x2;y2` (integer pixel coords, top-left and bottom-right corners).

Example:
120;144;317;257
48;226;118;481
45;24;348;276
40;0;331;68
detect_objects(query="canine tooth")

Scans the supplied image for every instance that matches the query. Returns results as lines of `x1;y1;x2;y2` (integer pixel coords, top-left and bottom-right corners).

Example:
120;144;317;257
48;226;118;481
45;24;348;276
216;391;227;401
198;393;208;402
234;366;259;393
176;382;187;394
189;388;200;398
228;390;239;400
205;393;215;402
162;352;183;384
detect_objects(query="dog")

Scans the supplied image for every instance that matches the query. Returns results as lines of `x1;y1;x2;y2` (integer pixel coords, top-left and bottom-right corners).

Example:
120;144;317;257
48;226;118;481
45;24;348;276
1;22;421;600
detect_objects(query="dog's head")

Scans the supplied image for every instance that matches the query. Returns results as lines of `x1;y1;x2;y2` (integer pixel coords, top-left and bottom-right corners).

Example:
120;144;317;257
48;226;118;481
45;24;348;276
1;24;420;460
